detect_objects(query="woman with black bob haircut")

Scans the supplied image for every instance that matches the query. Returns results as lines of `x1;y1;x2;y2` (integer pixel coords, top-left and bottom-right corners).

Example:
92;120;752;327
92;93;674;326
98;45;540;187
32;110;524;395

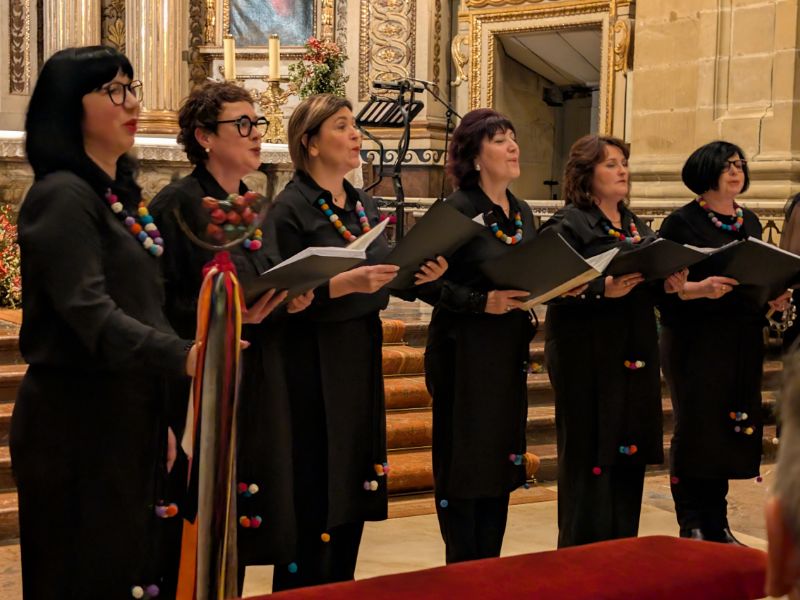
422;108;538;564
658;140;790;543
540;134;686;548
11;46;196;598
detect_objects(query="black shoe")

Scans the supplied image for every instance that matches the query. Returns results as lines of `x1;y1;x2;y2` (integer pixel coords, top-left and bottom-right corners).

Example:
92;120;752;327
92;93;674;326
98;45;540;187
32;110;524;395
680;528;707;541
719;527;747;546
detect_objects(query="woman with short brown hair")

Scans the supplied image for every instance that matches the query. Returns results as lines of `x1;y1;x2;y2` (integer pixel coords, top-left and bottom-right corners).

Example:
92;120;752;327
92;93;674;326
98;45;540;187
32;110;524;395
541;134;685;547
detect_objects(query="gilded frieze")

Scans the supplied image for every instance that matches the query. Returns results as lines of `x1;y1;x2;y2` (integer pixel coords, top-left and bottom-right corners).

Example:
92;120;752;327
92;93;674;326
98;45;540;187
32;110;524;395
101;0;125;52
359;0;417;100
189;0;210;86
9;0;31;95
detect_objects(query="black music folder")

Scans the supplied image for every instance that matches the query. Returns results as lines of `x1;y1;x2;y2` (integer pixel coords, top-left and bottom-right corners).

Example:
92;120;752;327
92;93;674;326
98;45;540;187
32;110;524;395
692;237;800;289
239;246;366;305
480;229;618;308
605;238;708;281
386;200;485;289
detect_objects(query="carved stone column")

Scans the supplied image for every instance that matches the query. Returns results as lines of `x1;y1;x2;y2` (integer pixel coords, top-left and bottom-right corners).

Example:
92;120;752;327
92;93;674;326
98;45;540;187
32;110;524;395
42;0;102;59
125;0;189;133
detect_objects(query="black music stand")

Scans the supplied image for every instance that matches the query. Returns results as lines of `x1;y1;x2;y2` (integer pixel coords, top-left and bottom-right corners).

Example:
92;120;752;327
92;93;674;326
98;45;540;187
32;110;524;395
356;82;424;241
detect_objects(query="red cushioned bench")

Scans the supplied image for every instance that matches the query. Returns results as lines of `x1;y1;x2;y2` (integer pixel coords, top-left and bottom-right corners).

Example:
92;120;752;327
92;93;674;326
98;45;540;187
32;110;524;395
252;536;766;600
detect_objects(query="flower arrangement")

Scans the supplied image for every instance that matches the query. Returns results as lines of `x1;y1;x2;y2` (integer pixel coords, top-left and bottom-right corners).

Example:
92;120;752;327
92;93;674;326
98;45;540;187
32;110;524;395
288;37;349;99
0;204;21;308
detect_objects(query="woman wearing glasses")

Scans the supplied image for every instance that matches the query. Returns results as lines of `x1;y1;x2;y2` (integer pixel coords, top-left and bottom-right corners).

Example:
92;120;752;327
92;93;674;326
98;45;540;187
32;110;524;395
149;81;313;590
658;140;791;543
11;47;196;598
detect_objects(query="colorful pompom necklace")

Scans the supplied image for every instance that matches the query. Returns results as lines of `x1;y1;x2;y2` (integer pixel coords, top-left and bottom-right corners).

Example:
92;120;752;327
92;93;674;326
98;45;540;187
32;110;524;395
104;189;164;257
603;221;641;244
489;212;524;245
317;196;371;243
696;197;744;232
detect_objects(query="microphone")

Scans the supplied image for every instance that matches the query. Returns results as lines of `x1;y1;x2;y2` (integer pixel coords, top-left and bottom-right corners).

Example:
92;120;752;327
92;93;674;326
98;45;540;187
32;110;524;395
372;79;425;93
406;77;438;88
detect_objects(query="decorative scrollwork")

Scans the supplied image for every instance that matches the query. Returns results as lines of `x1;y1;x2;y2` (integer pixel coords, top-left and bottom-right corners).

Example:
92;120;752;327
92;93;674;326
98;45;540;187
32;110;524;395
336;0;348;48
613;19;630;72
450;33;468;87
467;0;543;7
101;0;126;53
204;0;216;43
9;0;31;95
189;0;210;86
433;0;442;87
360;0;416;100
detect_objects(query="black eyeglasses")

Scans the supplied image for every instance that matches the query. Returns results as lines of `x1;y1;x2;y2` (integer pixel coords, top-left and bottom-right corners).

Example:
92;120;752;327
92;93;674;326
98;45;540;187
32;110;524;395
723;159;747;172
97;80;143;106
215;116;269;138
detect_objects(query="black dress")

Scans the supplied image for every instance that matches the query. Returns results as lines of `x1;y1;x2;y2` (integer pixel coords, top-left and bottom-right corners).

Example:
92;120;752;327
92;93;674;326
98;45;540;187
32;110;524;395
11;167;190;599
264;171;389;591
149;163;297;573
658;200;765;535
540;203;664;548
422;187;536;563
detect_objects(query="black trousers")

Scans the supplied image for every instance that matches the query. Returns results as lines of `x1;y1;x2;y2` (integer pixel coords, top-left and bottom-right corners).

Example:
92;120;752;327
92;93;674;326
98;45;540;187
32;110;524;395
557;463;646;548
435;495;510;564
271;521;364;592
671;476;729;536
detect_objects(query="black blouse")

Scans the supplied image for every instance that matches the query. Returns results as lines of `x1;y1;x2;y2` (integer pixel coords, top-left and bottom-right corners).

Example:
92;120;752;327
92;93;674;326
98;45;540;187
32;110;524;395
540;202;658;303
149;164;277;339
264;171;391;322
17;169;189;375
658;199;765;325
419;186;538;313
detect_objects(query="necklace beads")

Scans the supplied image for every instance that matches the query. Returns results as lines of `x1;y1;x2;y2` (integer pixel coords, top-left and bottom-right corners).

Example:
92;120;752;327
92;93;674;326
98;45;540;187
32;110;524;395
105;189;164;257
317;197;371;243
603;221;641;244
697;197;744;232
490;212;524;245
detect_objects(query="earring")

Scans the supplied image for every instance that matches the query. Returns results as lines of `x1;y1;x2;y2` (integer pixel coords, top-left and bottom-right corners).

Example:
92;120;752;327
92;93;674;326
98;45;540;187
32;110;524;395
205;147;211;153
475;163;481;171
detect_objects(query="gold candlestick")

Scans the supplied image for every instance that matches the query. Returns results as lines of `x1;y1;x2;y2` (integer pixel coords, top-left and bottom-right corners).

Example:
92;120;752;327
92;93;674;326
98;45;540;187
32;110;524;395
255;77;293;144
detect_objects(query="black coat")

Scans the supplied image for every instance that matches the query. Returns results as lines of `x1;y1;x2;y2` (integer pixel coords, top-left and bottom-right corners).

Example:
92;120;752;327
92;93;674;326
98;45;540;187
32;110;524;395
11;168;190;599
264;171;389;530
149;164;297;564
658;200;765;479
423;187;536;499
541;204;664;469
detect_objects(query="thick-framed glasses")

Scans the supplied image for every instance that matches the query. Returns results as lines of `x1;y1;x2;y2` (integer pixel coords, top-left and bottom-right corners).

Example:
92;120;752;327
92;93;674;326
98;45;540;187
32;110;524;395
215;116;269;138
97;80;143;106
723;159;747;172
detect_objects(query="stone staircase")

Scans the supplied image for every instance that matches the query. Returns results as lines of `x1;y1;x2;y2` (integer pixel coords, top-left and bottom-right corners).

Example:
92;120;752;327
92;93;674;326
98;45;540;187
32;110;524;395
0;304;782;542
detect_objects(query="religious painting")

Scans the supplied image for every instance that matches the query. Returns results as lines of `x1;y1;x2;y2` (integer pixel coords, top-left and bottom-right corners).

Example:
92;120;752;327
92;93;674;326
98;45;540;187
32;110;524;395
230;0;314;47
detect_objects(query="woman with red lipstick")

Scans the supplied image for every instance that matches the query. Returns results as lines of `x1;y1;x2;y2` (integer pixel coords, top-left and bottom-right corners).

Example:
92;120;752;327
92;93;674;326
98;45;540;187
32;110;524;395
541;134;685;548
149;81;313;592
264;94;447;591
11;46;196;598
658;140;790;544
422;108;539;564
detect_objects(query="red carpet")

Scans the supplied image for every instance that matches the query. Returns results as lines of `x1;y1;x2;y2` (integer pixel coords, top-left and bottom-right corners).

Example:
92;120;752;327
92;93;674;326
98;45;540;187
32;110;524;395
255;536;766;600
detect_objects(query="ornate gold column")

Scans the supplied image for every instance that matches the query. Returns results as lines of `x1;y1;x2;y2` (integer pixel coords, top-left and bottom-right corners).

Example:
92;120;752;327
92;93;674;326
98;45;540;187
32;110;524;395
42;0;102;59
125;0;189;133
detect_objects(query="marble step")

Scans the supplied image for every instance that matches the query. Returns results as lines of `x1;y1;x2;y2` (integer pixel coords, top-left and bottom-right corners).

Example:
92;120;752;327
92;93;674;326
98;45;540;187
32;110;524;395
385;391;779;451
0;364;25;404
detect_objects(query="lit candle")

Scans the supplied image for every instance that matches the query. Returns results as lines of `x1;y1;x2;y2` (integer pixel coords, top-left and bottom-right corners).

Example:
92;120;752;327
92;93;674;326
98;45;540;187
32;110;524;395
223;35;236;81
269;34;280;81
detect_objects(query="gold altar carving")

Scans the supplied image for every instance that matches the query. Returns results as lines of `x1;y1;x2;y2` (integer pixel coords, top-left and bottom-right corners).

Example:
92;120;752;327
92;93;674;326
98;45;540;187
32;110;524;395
613;18;630;72
9;0;31;95
450;33;469;87
467;0;544;7
433;0;442;87
101;0;125;52
189;0;210;86
359;0;417;101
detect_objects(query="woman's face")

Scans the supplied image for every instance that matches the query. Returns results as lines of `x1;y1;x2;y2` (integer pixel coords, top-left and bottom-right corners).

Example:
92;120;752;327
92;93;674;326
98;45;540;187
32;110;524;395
475;128;520;186
81;70;140;160
306;107;362;175
202;100;264;176
591;144;629;203
715;153;746;197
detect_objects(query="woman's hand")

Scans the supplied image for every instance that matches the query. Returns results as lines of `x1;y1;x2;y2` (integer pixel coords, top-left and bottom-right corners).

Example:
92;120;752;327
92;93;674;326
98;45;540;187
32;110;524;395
562;283;589;297
330;264;400;298
414;256;448;285
768;289;793;312
679;276;739;300
485;290;529;314
664;268;689;294
185;343;198;377
287;290;314;313
242;288;288;324
604;273;644;298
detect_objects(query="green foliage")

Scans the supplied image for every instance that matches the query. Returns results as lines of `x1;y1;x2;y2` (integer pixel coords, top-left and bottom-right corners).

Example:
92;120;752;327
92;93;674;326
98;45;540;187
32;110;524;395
288;37;349;99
